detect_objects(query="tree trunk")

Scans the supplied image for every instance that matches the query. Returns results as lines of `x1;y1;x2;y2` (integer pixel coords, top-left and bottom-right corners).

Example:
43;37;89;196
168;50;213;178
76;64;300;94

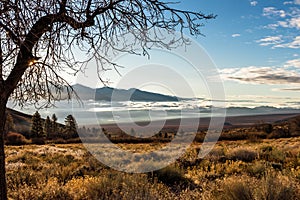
0;97;8;200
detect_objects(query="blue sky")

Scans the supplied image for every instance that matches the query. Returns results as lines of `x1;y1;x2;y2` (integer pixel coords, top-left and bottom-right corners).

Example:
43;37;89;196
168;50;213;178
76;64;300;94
188;0;300;68
75;0;300;108
181;0;300;106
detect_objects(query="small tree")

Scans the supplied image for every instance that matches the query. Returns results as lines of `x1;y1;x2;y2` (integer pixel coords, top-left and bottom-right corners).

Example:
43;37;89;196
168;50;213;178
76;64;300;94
51;114;58;136
64;115;78;139
44;116;51;138
30;111;44;138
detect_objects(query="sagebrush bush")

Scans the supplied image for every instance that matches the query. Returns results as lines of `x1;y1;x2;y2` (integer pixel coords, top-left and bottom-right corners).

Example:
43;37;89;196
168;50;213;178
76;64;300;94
152;165;188;186
5;139;300;200
217;173;299;200
217;177;254;200
260;146;285;163
257;172;297;200
246;161;266;177
228;148;257;162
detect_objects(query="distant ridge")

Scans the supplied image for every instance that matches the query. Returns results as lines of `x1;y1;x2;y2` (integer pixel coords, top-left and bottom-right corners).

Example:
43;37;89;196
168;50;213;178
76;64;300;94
72;84;179;101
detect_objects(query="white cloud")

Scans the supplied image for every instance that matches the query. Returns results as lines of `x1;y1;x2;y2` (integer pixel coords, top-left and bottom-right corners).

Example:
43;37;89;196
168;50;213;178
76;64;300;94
263;7;286;18
289;17;300;29
283;0;300;5
220;66;300;85
263;24;279;30
272;18;300;30
263;7;300;31
278;21;289;28
274;36;300;48
284;59;300;68
256;36;283;46
232;34;241;38
250;1;258;6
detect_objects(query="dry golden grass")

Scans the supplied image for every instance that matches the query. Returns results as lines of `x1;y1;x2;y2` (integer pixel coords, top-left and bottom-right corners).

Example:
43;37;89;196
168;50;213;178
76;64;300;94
4;136;300;199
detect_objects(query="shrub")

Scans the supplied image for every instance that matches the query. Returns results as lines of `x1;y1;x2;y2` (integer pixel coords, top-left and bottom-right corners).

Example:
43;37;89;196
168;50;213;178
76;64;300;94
216;177;254;200
246;161;266;177
5;132;30;145
206;148;226;162
65;173;163;200
151;165;192;189
257;173;297;200
228;148;257;162
267;129;289;139
217;173;299;200
247;134;262;143
260;146;285;163
31;137;46;145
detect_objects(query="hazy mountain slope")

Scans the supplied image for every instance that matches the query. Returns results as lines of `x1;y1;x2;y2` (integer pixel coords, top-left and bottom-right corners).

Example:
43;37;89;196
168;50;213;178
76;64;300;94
72;84;179;101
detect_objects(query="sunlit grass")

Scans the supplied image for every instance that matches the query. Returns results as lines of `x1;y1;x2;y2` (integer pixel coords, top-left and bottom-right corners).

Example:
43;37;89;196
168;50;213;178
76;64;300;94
4;136;300;199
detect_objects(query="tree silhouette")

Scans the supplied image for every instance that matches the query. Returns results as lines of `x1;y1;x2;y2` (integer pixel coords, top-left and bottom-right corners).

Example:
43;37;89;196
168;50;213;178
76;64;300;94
44;116;51;138
30;111;44;138
64;114;78;139
0;1;215;199
51;114;59;137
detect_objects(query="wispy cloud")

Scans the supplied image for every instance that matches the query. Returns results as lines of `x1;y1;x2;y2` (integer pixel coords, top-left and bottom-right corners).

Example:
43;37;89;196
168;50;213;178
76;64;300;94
264;7;300;29
250;1;258;6
283;1;300;5
256;36;283;46
232;33;241;38
274;36;300;49
263;7;286;18
277;87;300;91
263;23;279;30
221;66;300;85
265;18;300;30
284;58;300;68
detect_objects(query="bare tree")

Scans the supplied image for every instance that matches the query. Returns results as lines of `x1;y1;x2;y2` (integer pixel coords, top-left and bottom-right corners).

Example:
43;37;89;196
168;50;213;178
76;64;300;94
0;0;215;199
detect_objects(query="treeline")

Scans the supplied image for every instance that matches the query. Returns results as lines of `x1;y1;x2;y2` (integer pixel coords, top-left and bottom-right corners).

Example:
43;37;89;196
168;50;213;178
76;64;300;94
4;111;79;145
30;111;78;140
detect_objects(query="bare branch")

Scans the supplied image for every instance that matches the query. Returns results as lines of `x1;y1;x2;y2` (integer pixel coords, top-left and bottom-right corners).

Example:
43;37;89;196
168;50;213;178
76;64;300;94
0;0;215;107
0;22;22;45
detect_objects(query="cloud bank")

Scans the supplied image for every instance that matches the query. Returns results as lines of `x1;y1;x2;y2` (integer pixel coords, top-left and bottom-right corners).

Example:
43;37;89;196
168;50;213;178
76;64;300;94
221;66;300;85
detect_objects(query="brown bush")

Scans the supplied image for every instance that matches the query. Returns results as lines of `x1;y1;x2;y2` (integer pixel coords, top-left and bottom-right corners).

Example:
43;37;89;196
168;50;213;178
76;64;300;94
228;148;258;162
5;132;30;145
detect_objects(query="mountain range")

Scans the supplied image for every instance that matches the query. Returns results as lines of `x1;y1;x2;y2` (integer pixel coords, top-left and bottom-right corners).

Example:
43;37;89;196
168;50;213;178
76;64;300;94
71;84;179;101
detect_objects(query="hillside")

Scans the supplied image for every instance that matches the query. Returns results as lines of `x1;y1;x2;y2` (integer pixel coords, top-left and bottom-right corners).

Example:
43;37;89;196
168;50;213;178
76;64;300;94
72;84;179;101
7;108;32;128
6;108;65;136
